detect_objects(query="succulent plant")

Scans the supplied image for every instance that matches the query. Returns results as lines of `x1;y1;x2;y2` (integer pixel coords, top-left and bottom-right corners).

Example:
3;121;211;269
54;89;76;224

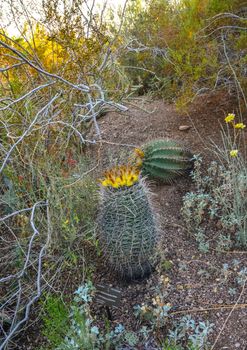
97;165;158;280
133;139;194;183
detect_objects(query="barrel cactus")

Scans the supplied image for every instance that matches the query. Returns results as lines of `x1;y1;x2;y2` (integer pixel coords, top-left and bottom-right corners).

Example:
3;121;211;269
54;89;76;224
133;139;194;183
98;165;158;280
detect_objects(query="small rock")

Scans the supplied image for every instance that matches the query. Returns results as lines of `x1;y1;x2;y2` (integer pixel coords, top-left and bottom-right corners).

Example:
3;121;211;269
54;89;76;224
216;220;222;229
218;299;223;304
235;343;241;348
179;125;191;131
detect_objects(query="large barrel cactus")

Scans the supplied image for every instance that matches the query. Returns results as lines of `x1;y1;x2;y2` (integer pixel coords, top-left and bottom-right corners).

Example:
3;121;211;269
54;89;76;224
133;139;194;183
98;165;158;280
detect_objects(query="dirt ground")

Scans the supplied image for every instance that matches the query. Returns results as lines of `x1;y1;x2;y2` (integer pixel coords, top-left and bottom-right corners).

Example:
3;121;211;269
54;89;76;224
15;91;247;350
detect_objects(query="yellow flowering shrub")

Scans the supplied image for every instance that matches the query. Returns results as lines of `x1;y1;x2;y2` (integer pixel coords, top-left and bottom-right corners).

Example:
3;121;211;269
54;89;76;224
121;0;246;107
234;123;246;129
225;113;235;123
230;150;238;157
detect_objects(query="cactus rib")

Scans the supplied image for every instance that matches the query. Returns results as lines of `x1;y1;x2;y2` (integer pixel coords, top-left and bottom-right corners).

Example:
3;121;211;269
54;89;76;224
134;139;194;183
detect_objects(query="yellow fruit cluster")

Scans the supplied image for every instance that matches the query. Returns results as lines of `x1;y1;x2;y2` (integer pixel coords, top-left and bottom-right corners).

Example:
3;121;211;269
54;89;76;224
133;148;145;167
100;165;140;188
134;148;145;158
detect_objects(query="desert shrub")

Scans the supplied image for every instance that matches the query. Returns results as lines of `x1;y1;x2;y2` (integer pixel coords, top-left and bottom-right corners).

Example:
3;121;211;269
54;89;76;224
0;2;131;346
133;275;213;349
40;284;98;350
182;157;247;250
121;0;247;106
0;0;130;105
0;143;98;348
182;114;247;250
1;153;97;245
41;294;70;349
53;282;138;350
44;281;213;350
167;316;213;350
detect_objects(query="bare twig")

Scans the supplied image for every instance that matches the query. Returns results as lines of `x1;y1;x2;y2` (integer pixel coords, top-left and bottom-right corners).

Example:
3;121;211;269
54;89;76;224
0;201;47;283
0;62;26;72
0;39;90;92
0;81;55;111
0;93;60;174
210;281;246;350
0;200;49;350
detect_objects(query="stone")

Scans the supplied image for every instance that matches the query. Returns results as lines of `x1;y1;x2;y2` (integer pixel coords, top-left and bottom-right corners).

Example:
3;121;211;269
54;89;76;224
179;125;191;131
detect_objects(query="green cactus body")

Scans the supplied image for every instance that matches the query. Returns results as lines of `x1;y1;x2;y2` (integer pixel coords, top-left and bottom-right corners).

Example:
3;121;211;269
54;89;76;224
98;177;158;280
139;139;193;183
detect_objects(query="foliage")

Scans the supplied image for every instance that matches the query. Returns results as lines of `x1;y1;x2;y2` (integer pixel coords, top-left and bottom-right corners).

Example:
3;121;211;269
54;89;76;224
133;275;213;349
1;155;98;246
121;0;247;106
0;144;98;347
217;260;247;292
54;282;145;350
182;114;247;250
42;281;214;350
133;139;194;183
54;282;99;350
0;7;125;97
98;169;158;280
41;295;70;349
168;315;214;350
134;301;212;350
0;2;129;347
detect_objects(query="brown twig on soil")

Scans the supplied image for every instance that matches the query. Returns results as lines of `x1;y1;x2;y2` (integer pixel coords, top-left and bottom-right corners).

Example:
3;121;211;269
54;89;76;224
210;281;246;350
170;301;247;317
99;139;138;148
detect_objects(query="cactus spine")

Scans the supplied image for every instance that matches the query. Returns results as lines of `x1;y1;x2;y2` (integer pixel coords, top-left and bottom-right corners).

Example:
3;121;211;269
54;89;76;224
134;139;193;183
98;165;158;280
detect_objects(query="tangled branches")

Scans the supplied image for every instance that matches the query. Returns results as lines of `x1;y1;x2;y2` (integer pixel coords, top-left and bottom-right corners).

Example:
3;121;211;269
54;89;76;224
0;202;48;350
0;1;129;348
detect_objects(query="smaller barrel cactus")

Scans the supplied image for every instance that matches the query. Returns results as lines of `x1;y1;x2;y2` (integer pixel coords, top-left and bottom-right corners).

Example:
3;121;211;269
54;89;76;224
133;139;194;183
97;165;158;280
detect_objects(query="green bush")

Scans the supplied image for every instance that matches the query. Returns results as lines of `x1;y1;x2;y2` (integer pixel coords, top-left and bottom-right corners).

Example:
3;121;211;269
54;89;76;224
41;295;69;349
121;0;247;106
182;114;247;250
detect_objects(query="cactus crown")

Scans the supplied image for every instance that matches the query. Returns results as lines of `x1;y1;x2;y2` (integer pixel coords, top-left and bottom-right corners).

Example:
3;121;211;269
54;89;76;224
100;165;140;188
